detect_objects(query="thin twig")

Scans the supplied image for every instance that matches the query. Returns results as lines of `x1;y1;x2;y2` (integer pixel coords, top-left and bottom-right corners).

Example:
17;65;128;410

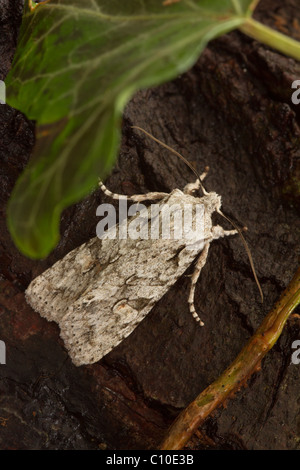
160;267;300;450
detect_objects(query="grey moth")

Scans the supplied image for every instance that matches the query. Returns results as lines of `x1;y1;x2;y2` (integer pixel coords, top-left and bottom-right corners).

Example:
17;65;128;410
25;170;239;366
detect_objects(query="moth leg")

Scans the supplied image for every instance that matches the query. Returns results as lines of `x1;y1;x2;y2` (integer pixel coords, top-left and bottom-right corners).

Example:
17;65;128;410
183;167;209;195
99;180;169;202
188;242;210;326
211;225;238;240
223;229;238;237
189;227;238;325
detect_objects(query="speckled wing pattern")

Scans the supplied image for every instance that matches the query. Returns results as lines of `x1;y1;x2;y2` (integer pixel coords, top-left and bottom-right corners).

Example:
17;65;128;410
26;190;214;366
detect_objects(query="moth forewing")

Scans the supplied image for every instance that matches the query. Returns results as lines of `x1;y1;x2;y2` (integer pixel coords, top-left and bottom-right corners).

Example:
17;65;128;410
26;190;216;366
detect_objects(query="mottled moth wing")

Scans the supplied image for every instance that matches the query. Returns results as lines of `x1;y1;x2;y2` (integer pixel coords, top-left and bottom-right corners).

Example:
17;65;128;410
26;236;120;324
26;191;208;366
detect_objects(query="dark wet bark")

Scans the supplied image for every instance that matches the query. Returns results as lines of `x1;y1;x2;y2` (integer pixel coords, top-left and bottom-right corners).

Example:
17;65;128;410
0;0;299;450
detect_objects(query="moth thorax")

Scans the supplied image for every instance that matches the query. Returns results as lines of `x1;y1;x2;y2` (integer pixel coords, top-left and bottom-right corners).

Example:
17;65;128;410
205;192;222;212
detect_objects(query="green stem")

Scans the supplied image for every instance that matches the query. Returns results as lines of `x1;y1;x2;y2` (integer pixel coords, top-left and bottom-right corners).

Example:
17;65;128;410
160;267;300;450
231;0;243;15
239;17;300;61
247;0;261;16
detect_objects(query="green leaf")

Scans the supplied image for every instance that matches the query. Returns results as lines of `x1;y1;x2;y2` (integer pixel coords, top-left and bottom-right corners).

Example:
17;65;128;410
6;0;255;258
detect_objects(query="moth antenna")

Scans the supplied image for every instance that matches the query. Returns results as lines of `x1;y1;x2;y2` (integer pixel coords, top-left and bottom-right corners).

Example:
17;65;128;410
131;126;208;195
217;209;264;303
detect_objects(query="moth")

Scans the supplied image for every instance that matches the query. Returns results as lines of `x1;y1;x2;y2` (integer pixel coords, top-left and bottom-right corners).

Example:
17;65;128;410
26;127;262;366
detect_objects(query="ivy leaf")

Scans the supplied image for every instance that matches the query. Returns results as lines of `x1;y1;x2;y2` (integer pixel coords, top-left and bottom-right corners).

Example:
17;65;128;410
6;0;255;258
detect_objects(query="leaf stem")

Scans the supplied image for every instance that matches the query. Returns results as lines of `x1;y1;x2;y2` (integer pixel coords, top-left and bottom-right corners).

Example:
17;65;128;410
247;0;261;15
160;267;300;450
230;0;242;16
239;17;300;60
